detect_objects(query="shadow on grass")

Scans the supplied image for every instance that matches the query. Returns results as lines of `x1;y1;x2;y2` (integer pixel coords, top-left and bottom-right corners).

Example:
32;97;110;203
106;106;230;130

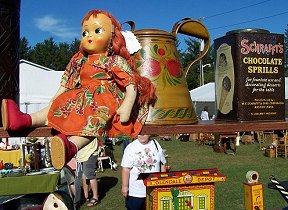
98;176;118;200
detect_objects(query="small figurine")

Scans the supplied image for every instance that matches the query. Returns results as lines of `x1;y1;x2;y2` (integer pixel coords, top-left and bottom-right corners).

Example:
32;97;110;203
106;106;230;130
1;10;155;170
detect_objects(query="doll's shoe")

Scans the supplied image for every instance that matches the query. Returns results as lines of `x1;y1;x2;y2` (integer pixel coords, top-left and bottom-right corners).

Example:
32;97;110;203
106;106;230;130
1;99;32;131
50;134;78;170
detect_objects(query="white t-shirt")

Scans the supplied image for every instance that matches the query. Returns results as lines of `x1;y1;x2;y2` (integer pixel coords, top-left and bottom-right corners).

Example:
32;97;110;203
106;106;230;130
121;139;166;197
200;110;209;120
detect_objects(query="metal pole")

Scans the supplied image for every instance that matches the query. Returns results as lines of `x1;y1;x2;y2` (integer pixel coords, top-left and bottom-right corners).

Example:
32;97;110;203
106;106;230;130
199;39;204;86
201;64;211;86
201;63;204;86
199;59;203;86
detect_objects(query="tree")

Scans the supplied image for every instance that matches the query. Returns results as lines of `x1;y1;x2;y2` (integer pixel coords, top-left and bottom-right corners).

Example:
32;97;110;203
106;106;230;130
19;37;32;60
54;42;72;71
70;38;81;55
179;37;214;90
30;37;58;70
19;37;81;71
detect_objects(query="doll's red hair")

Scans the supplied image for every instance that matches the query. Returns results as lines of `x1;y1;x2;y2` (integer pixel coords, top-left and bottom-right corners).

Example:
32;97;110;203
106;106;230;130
81;10;156;106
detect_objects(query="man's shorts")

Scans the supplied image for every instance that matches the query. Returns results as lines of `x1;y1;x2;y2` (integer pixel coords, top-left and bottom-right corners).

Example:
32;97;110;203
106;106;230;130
82;155;97;180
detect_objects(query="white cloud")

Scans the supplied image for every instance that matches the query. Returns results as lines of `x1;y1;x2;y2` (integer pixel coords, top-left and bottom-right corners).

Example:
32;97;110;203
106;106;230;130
34;15;79;40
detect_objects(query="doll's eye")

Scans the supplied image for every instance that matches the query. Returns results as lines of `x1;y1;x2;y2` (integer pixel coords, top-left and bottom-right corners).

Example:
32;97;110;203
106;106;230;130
95;27;103;34
82;30;89;37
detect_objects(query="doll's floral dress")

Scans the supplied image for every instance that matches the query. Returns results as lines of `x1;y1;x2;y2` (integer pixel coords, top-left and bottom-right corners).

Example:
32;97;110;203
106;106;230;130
47;52;147;138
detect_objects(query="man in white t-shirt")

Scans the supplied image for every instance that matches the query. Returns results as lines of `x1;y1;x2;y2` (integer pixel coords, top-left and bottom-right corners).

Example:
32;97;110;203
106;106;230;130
121;135;166;210
200;106;209;120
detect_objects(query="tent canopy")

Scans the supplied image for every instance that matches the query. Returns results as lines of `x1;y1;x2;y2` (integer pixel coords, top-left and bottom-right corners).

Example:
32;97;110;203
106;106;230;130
190;82;215;102
19;59;63;113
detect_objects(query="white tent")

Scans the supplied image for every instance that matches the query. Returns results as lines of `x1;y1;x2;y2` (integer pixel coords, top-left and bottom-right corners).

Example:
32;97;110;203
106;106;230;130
190;82;215;102
9;60;63;145
19;59;63;113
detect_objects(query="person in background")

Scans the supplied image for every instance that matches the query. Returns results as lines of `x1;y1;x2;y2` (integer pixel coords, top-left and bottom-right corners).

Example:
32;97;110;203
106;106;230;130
122;137;132;152
75;138;100;207
121;135;166;210
200;106;209;120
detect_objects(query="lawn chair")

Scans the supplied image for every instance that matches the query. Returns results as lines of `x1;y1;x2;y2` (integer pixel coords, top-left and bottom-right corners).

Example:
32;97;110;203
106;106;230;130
97;146;116;172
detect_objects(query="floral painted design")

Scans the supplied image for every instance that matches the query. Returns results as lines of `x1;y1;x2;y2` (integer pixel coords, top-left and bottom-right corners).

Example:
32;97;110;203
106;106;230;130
135;147;157;173
48;54;144;138
134;41;183;87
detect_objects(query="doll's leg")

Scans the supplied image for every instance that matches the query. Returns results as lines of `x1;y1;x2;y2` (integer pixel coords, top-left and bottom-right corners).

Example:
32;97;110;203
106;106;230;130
30;106;49;127
1;99;48;131
50;134;92;170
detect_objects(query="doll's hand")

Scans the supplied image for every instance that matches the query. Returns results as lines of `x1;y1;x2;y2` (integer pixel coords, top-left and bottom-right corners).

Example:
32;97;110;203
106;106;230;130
117;84;137;122
117;105;131;122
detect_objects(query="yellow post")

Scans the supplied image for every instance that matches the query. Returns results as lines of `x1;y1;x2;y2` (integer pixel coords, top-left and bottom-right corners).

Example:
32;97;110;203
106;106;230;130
243;170;264;210
243;182;264;210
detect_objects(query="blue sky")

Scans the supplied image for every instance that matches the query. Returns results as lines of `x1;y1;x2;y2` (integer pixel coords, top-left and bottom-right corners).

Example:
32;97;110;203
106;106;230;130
21;0;288;48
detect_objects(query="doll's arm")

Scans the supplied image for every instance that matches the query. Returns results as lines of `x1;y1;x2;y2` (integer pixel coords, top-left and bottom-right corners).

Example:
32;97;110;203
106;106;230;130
49;86;68;106
116;84;137;122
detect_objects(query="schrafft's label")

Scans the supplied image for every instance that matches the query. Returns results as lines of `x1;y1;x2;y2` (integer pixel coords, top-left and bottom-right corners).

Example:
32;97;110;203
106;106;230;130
214;30;285;121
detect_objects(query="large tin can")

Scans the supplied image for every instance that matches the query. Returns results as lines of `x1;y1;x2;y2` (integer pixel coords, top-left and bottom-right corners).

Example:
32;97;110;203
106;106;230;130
214;29;285;121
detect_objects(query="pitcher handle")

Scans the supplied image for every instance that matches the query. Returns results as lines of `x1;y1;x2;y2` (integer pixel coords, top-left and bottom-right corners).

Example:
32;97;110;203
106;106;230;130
172;18;210;77
121;20;136;32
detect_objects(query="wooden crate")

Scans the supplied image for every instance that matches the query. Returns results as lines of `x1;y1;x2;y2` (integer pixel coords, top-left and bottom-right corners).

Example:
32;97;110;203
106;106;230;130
264;133;278;143
189;133;199;142
241;135;254;144
265;148;276;158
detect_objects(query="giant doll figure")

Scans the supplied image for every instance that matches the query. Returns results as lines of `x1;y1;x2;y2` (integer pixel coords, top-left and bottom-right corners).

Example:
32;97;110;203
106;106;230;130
1;10;155;170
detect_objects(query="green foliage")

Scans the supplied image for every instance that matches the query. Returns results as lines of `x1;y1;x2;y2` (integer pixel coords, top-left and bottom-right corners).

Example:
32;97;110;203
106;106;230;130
19;36;80;71
19;37;32;61
178;37;214;90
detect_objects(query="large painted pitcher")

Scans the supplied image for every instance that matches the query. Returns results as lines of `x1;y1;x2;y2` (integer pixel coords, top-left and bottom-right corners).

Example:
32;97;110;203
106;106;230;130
132;18;210;124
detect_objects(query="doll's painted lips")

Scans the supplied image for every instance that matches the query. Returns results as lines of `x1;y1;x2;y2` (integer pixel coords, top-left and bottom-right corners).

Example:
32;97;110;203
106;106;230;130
88;40;92;43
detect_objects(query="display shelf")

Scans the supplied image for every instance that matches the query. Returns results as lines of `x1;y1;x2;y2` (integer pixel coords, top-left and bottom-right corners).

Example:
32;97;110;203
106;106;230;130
0;119;288;138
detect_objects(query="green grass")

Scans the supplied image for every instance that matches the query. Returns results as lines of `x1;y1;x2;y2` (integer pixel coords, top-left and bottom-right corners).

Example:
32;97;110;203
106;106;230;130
79;139;288;210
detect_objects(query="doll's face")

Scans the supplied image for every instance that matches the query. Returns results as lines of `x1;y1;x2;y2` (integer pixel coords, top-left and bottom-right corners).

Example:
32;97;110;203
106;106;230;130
81;14;113;55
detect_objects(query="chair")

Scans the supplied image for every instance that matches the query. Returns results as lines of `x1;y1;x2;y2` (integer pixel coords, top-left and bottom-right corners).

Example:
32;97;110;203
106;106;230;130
97;146;113;171
276;130;288;159
256;131;265;149
219;132;237;154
